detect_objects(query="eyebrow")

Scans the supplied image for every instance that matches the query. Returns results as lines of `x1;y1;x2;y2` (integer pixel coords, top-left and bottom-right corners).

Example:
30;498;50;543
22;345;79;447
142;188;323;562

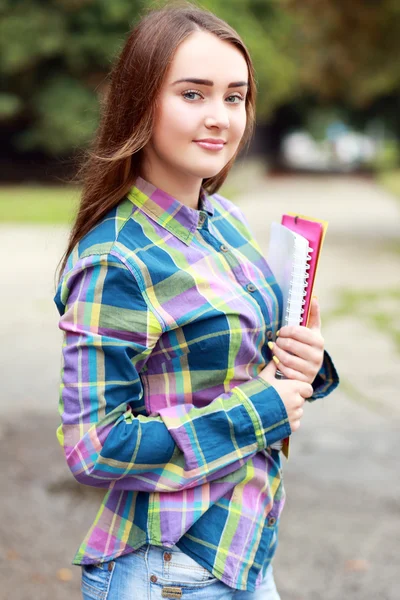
172;78;248;88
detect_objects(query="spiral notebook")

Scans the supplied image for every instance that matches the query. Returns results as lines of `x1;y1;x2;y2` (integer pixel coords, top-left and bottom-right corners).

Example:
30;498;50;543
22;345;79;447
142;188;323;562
281;214;327;326
267;214;327;454
268;215;327;329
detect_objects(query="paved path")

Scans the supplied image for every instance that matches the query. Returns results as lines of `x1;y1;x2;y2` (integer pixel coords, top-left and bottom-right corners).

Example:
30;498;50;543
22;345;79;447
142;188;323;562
1;174;399;599
235;173;400;600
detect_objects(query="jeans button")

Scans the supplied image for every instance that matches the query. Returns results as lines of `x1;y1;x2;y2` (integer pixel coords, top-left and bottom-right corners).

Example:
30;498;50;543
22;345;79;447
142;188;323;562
150;574;158;583
164;552;172;561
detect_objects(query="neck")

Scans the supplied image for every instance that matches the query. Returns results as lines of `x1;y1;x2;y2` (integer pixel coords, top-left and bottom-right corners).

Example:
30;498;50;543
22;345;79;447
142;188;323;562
140;163;202;211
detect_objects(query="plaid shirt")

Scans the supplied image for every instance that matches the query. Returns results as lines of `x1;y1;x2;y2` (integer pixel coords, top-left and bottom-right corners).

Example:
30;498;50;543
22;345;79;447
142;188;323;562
54;175;339;592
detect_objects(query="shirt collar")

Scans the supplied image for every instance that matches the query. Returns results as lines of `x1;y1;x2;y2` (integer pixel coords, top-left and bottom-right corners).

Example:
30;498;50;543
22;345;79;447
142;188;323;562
126;175;214;245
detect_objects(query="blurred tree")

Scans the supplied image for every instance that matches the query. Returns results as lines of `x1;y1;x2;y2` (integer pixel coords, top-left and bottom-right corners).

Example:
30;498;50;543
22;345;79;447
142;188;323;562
201;0;299;121
2;0;400;164
0;0;299;157
0;0;143;155
282;0;400;107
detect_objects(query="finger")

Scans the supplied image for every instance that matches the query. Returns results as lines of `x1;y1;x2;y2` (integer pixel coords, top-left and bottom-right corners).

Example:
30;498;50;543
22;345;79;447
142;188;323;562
299;383;314;399
276;326;324;348
271;359;310;383
307;296;322;330
270;343;319;379
272;338;321;362
291;420;301;432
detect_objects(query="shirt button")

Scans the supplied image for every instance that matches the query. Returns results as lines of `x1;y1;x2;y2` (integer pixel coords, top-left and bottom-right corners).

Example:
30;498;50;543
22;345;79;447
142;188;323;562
220;244;229;252
150;574;158;583
198;213;206;226
268;517;277;527
246;283;256;293
267;330;274;340
164;552;172;561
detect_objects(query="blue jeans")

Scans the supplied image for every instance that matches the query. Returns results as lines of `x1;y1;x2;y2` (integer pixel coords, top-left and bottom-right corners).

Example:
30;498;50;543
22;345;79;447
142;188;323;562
81;543;281;599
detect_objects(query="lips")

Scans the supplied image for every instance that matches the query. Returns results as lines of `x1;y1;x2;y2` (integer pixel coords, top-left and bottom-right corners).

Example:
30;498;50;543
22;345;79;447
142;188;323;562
193;139;226;151
194;139;226;144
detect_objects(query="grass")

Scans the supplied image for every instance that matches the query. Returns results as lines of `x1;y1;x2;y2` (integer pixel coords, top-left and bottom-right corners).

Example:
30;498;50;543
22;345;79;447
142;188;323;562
0;185;80;224
323;287;400;355
376;169;400;201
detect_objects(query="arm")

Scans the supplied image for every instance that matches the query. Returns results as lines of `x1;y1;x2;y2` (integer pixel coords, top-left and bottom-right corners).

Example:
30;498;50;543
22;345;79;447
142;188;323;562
54;252;291;493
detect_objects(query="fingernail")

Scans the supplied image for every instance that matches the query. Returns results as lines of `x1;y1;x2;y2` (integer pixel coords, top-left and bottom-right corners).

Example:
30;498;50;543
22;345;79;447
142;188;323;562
276;330;280;337
267;341;274;350
272;355;280;365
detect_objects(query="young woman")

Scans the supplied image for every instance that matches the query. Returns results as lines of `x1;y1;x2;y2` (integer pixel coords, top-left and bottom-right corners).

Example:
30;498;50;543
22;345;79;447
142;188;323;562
54;3;338;599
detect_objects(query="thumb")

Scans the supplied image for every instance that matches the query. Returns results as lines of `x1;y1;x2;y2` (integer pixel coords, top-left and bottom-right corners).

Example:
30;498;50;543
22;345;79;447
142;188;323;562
307;296;321;331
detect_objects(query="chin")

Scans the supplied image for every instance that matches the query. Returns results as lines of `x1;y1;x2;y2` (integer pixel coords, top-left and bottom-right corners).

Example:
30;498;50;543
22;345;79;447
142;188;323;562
188;163;227;180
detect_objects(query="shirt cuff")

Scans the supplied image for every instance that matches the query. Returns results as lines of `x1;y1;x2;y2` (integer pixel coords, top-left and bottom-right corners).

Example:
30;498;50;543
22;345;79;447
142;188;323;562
236;377;292;449
309;349;340;401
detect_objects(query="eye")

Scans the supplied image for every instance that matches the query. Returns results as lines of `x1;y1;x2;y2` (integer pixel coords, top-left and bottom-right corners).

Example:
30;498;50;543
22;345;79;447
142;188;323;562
226;94;245;104
182;90;203;101
181;90;245;103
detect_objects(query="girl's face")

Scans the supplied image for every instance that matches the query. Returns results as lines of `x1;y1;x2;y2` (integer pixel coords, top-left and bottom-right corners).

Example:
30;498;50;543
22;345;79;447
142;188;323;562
142;30;249;188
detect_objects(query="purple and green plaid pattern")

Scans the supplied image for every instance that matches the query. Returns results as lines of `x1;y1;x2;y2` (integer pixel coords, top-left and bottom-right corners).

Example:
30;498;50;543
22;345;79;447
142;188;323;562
54;175;338;592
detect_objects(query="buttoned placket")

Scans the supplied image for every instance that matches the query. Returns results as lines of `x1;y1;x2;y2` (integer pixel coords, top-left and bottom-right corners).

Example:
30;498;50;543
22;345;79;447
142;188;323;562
196;217;275;341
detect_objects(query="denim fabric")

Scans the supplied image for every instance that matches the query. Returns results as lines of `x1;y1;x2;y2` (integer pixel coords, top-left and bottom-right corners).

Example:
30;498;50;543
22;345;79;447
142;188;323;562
81;543;281;600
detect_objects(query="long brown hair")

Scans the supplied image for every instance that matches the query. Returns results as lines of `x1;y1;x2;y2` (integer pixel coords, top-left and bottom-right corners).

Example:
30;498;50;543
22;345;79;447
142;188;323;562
55;0;257;286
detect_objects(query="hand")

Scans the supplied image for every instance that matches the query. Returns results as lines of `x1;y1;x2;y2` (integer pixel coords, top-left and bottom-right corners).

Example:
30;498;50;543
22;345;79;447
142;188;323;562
258;360;313;432
268;297;324;384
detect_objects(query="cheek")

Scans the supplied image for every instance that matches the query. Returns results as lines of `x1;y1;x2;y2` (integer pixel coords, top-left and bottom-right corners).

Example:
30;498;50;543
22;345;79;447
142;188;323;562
233;108;247;139
155;98;197;143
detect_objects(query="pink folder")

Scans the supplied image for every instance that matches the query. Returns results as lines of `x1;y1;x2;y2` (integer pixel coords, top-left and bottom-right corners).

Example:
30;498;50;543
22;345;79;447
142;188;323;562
281;214;325;326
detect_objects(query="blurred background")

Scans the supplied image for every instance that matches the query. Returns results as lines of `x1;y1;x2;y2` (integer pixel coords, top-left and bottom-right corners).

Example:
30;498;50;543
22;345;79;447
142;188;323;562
1;1;399;598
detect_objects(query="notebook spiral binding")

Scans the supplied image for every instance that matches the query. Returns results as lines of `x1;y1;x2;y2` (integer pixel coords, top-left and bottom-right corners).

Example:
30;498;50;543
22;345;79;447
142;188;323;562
275;245;314;380
285;246;313;321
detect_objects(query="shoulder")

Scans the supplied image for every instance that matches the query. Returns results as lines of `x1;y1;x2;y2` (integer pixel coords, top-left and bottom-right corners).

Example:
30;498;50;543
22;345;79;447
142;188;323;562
210;191;246;221
210;191;253;240
60;196;145;276
77;197;136;259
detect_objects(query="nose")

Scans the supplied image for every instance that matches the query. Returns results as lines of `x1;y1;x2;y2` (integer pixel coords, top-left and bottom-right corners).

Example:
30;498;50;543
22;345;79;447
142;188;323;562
204;100;230;130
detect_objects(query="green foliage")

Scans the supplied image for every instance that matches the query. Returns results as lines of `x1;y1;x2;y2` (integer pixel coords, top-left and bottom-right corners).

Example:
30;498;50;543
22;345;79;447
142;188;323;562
200;0;299;119
1;0;297;155
0;93;23;118
3;0;400;157
15;75;99;153
1;0;145;155
281;0;400;106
